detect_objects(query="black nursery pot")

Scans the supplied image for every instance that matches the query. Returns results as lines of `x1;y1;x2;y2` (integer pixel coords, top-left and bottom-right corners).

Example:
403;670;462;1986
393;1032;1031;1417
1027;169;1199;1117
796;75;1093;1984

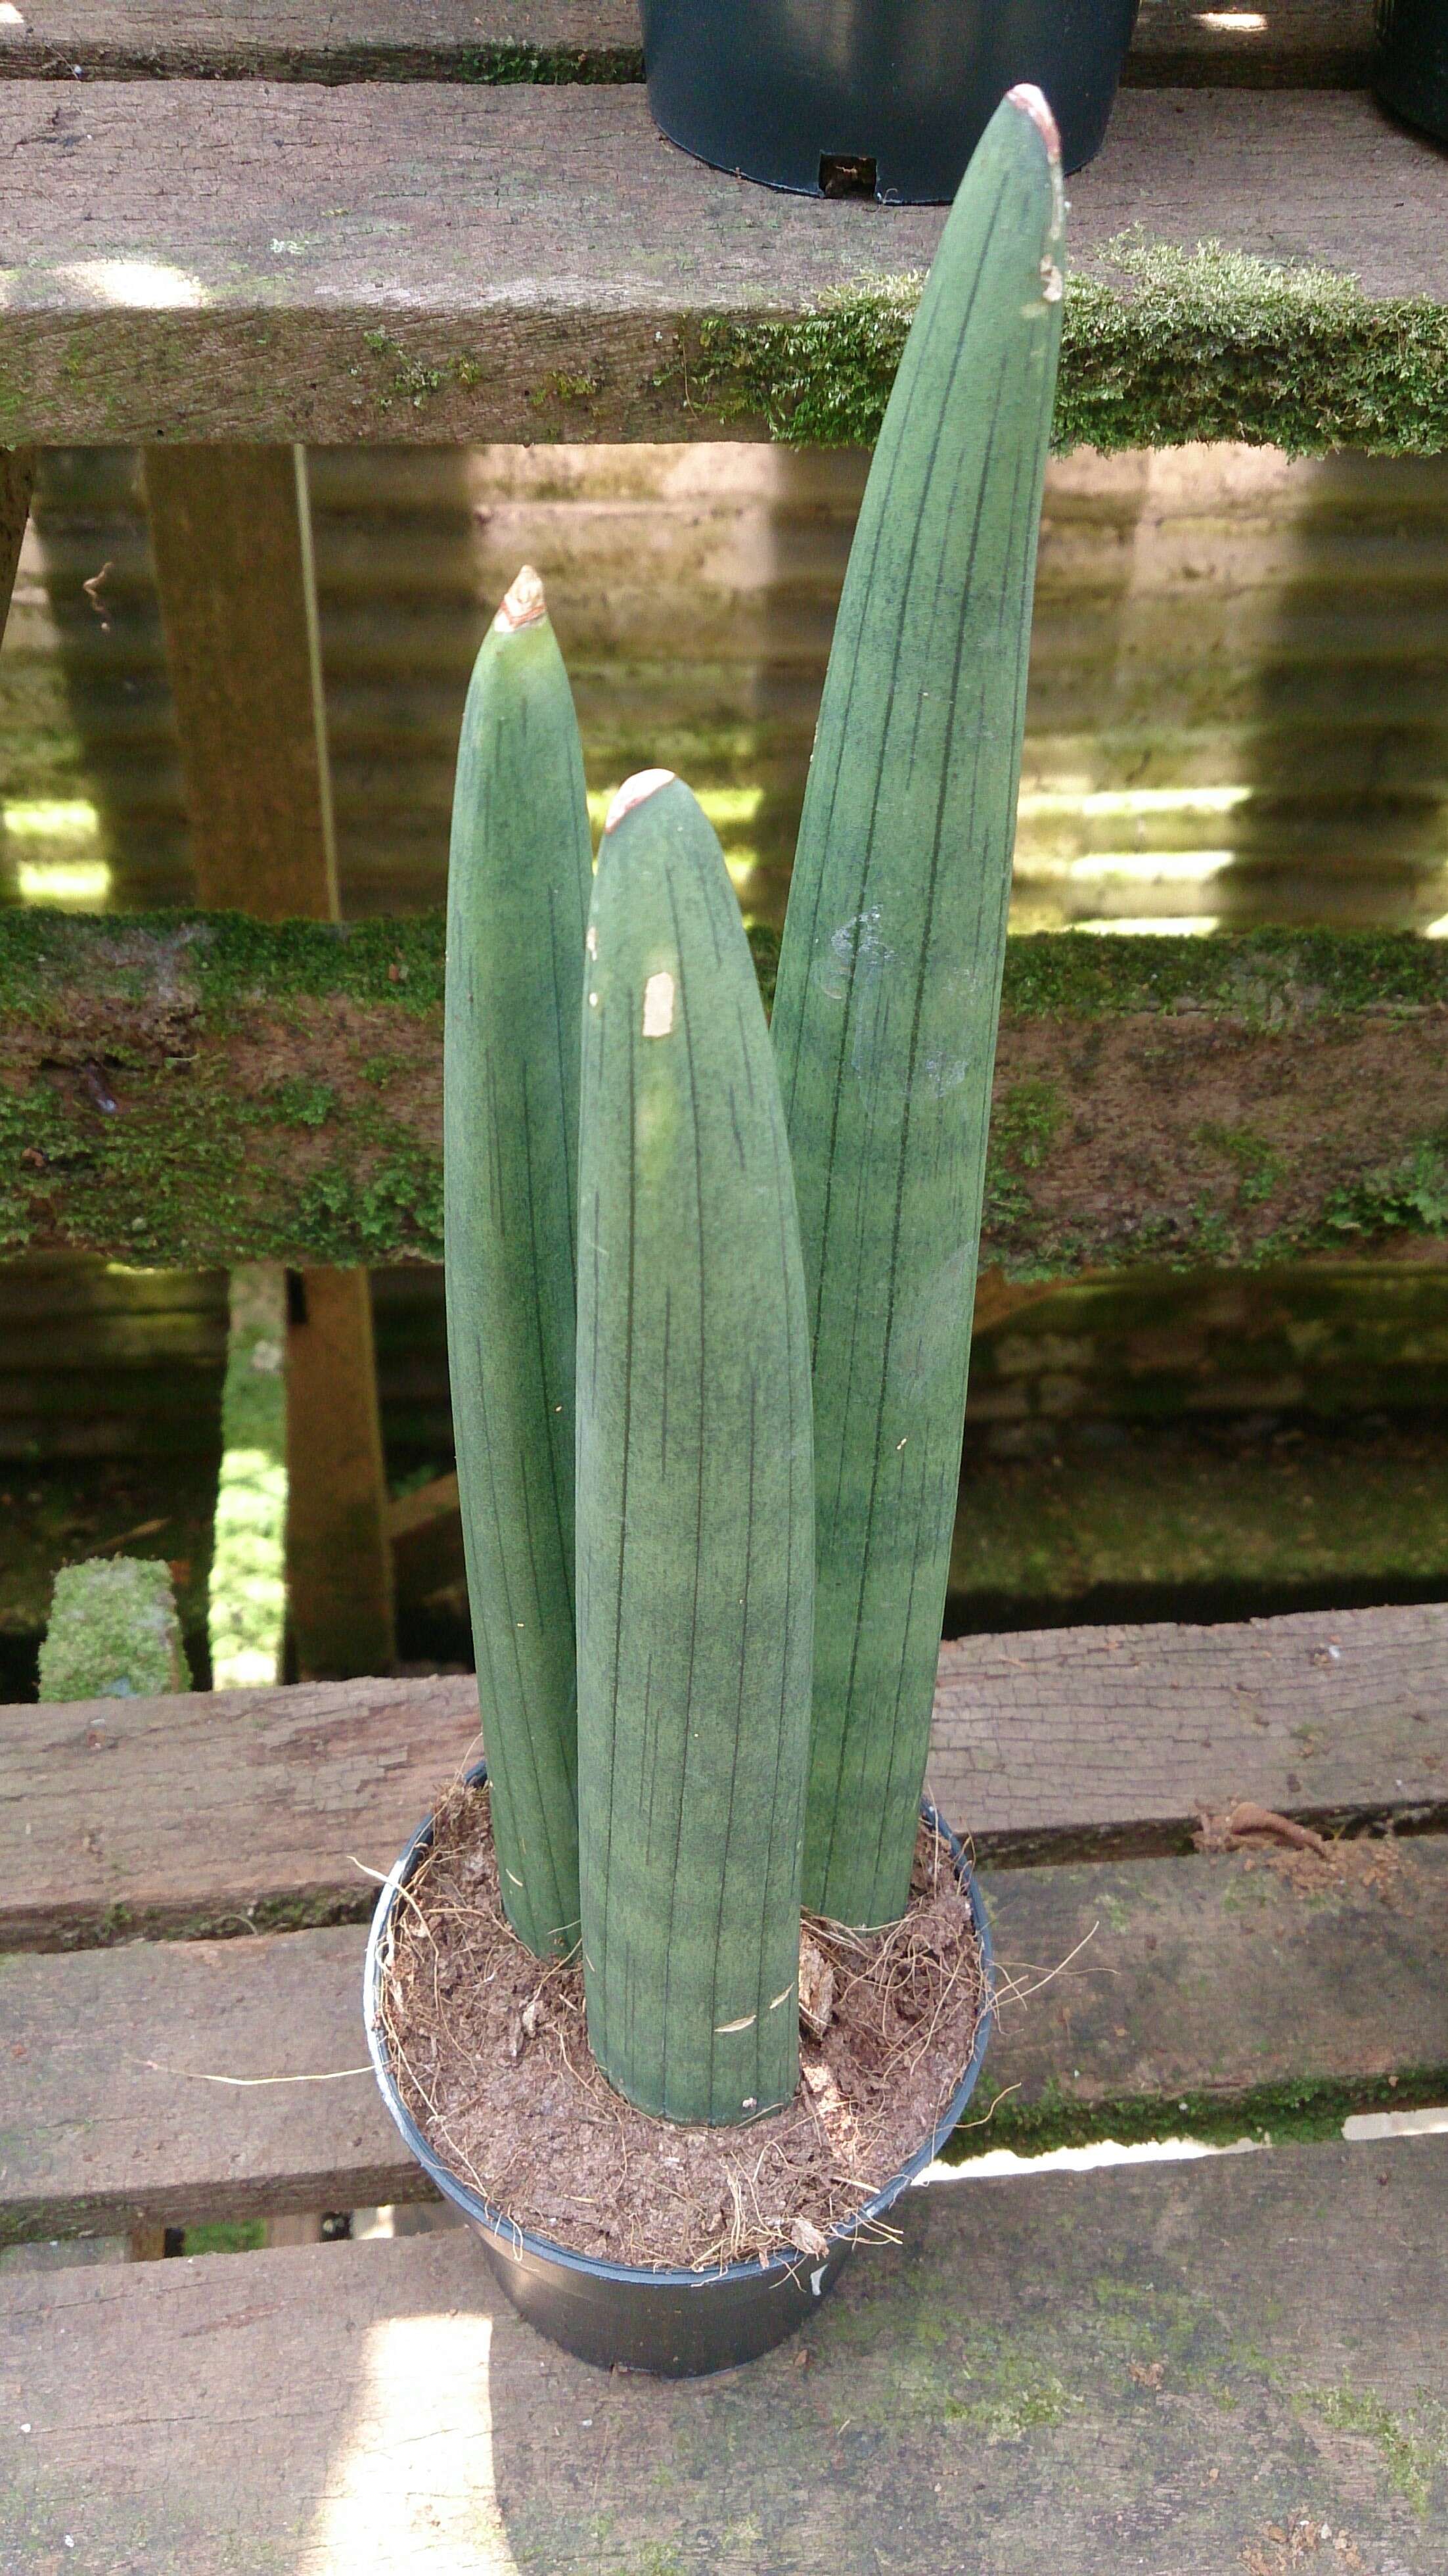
1375;0;1448;143
364;1765;995;2378
641;0;1140;200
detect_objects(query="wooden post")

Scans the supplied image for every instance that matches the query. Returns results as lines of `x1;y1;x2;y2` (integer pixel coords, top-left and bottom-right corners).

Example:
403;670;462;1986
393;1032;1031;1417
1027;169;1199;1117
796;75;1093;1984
143;446;395;1679
284;1268;394;1678
0;448;35;647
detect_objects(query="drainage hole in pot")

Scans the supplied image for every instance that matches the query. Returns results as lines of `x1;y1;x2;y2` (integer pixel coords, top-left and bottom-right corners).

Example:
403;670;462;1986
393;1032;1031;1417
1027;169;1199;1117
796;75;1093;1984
819;154;877;199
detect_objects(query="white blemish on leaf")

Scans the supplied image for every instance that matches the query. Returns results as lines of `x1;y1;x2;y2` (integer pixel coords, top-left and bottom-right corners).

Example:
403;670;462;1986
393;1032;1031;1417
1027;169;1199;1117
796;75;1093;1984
643;971;675;1038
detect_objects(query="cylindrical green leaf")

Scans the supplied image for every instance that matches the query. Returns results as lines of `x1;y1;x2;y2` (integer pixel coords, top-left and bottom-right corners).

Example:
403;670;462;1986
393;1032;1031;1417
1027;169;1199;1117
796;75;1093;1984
771;89;1067;1927
445;566;591;1956
577;771;814;2124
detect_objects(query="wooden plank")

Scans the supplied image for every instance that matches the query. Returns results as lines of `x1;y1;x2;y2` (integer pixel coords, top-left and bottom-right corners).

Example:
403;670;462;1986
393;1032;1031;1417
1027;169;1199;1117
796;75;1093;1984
0;0;1376;85
7;915;1448;1277
143;446;396;1681
5;1843;1445;2240
3;2140;1445;2572
2;1601;1444;1947
0;0;647;81
0;89;1441;447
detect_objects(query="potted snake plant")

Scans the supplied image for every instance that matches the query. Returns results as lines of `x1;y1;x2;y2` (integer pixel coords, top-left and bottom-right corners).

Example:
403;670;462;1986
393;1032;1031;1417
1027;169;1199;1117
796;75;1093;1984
641;0;1136;197
365;87;1065;2376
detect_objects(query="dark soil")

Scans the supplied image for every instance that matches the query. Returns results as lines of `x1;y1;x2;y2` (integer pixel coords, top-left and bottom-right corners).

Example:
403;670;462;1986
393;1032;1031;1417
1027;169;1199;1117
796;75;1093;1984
379;1782;986;2272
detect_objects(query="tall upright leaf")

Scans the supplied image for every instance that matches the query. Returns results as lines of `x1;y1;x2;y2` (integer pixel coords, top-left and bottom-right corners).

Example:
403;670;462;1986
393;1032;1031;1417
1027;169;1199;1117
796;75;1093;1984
577;771;814;2123
771;89;1066;1925
445;566;591;1956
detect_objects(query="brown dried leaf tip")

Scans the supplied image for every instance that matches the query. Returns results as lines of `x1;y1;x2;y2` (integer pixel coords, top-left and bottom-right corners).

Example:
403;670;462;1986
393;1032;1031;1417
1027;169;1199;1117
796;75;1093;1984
495;564;547;634
1006;81;1062;169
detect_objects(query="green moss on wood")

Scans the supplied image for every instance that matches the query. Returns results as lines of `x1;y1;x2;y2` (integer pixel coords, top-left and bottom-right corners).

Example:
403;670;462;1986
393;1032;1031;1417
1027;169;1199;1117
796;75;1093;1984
5;913;1448;1272
681;241;1448;453
1301;2382;1448;2514
946;2064;1448;2163
1000;923;1448;1021
448;42;644;83
30;1888;376;1954
37;1555;187;1702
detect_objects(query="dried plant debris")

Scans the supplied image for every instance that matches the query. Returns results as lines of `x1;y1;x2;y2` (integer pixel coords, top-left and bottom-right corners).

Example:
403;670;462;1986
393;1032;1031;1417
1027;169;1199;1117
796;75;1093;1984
1194;1803;1408;1901
1242;2518;1366;2573
379;1782;985;2273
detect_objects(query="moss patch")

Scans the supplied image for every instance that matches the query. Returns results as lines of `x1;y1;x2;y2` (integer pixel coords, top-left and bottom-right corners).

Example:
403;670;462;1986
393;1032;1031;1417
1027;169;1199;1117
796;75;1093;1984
985;1078;1064;1230
1298;2383;1448;2515
943;2353;1081;2441
5;914;1448;1271
945;2065;1448;2163
449;41;643;81
681;241;1448;453
37;1555;187;1702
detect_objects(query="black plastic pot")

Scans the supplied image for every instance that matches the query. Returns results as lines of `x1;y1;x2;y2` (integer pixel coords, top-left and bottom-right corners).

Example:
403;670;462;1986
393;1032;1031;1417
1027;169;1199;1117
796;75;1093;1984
364;1763;994;2376
641;0;1139;200
1375;0;1448;143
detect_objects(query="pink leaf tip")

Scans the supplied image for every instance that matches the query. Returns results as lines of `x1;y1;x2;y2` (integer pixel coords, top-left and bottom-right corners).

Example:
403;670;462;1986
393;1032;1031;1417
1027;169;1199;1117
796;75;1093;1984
494;564;547;633
604;770;676;835
1006;83;1062;168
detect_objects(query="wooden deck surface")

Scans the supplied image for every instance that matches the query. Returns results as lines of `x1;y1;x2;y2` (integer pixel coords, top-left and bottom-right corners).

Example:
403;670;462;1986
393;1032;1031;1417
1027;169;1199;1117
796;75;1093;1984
0;87;1438;442
3;2138;1443;2571
0;0;1376;85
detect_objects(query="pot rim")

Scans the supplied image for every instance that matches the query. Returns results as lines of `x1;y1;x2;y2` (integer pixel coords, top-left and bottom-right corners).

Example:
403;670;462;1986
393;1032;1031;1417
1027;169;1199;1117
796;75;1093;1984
363;1761;995;2294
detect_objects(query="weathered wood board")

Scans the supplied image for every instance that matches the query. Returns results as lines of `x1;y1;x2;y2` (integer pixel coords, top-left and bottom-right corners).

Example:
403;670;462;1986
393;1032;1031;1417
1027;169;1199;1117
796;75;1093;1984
0;0;647;80
7;915;1448;1274
3;1602;1444;1945
0;89;1441;444
931;1603;1448;1862
0;0;1376;84
2;2139;1444;2571
3;1844;1444;2240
